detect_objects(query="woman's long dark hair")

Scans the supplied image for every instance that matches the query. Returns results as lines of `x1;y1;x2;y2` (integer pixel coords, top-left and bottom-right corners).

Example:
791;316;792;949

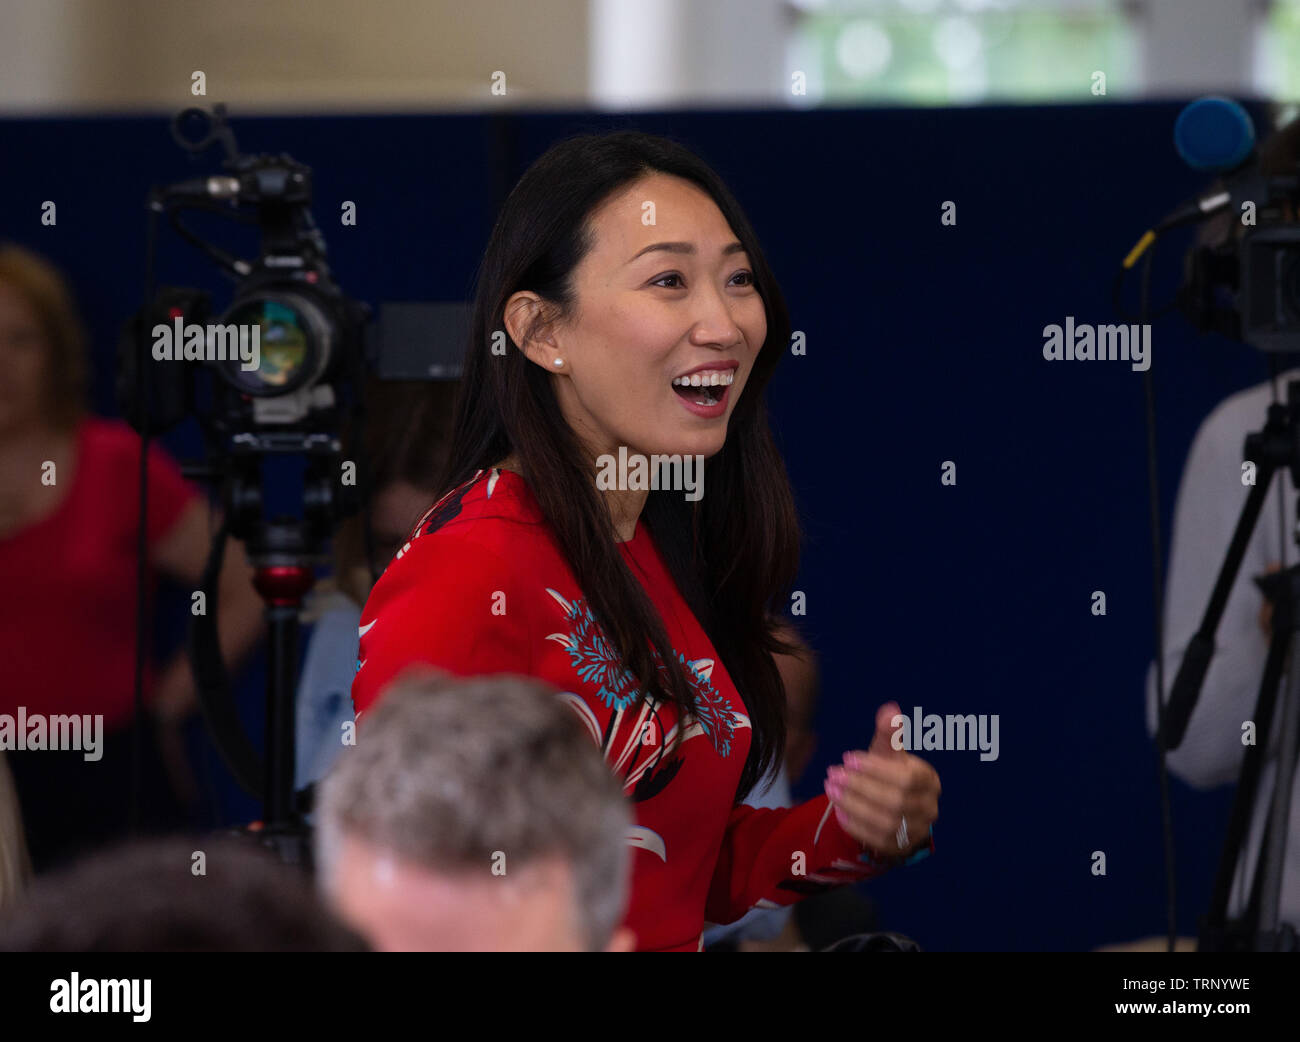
433;131;801;803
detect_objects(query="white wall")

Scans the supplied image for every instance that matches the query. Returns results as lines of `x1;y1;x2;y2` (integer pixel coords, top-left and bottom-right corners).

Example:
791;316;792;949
1136;0;1261;97
0;0;592;114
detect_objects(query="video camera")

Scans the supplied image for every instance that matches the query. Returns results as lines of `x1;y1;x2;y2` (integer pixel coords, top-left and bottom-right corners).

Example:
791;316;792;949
116;104;467;858
1176;100;1300;354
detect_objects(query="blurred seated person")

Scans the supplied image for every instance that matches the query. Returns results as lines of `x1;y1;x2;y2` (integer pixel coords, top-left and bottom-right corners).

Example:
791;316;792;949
0;835;366;951
295;378;456;799
314;670;636;951
0;243;264;871
0;753;30;912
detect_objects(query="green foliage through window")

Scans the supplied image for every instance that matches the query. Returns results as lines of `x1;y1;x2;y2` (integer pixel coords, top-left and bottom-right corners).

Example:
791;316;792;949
793;0;1137;104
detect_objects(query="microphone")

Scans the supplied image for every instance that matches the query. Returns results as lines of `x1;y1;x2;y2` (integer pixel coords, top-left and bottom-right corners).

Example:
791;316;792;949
1174;96;1256;172
1156;97;1258;231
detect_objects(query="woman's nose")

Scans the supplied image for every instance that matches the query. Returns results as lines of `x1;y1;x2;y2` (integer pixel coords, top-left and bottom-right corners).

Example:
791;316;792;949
690;306;745;348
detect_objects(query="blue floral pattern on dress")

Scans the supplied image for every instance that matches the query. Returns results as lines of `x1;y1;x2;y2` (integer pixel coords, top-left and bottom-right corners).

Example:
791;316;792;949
544;587;737;759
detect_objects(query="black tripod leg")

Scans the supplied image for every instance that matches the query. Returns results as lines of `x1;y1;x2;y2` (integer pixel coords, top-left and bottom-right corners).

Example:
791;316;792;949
1166;459;1278;749
264;601;300;828
1257;568;1300;942
1204;591;1288;949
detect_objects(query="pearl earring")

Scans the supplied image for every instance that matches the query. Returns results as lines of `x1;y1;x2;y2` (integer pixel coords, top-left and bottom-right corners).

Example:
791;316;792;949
553;358;564;367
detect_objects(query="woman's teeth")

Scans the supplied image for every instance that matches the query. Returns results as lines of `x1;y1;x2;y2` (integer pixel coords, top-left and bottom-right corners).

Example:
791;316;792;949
671;369;733;407
672;370;735;388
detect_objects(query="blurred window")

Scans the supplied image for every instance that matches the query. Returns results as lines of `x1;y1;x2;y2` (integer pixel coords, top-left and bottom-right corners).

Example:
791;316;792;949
1260;1;1300;103
789;0;1138;104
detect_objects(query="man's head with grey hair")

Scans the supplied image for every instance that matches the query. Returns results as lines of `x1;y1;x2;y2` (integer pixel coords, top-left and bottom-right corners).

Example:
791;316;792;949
315;669;635;951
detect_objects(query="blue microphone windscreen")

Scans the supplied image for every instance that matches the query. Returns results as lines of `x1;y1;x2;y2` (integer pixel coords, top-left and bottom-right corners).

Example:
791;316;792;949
1174;96;1256;172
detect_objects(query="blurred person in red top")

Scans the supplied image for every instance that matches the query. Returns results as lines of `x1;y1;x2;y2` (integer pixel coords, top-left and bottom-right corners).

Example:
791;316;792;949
0;243;264;871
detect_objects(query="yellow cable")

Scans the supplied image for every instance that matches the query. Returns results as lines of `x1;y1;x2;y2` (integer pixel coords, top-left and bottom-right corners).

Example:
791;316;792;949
1123;230;1157;270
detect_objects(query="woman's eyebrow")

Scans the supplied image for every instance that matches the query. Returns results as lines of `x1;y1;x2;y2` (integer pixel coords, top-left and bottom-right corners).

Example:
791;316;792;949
625;241;747;265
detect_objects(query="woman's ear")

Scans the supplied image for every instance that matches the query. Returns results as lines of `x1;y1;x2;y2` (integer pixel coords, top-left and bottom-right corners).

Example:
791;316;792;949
502;291;563;371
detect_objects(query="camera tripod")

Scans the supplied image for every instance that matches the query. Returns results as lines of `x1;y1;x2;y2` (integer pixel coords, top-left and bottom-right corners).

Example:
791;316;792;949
1164;380;1300;951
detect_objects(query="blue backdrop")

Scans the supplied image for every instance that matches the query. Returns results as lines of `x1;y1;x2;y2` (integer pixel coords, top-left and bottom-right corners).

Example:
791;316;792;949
1;100;1276;950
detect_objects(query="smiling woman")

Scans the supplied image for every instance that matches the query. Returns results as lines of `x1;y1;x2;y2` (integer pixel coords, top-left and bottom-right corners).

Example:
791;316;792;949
350;130;940;952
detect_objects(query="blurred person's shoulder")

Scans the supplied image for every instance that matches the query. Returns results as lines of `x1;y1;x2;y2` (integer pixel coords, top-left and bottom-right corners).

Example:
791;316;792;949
1199;368;1300;444
80;415;141;459
77;415;184;478
76;418;197;532
59;416;138;489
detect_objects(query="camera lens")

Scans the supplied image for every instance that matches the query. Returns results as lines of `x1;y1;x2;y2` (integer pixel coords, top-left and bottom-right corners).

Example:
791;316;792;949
215;291;333;396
